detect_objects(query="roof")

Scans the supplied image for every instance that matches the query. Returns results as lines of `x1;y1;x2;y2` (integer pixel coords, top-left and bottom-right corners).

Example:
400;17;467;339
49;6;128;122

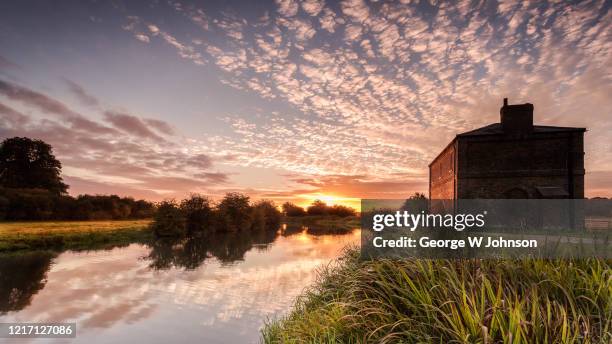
457;123;586;137
428;123;586;167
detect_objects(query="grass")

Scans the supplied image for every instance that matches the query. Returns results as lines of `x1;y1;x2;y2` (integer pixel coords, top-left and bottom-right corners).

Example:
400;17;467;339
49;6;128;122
262;248;611;343
284;216;360;234
0;220;153;252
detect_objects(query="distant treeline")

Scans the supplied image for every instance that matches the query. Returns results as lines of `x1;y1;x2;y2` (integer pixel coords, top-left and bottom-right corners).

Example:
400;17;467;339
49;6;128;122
0;187;155;221
152;194;359;237
281;200;357;217
0;137;155;221
0;137;362;224
152;193;282;237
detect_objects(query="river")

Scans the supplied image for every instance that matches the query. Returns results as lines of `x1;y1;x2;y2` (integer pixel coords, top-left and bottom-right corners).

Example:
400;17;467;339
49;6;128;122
0;225;360;343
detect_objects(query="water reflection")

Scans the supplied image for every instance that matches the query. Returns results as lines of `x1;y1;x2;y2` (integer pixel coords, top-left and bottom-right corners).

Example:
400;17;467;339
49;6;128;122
147;226;286;270
0;224;359;343
0;251;55;314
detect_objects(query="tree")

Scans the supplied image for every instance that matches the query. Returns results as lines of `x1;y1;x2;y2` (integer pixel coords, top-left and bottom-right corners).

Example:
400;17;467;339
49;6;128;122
0;137;68;194
180;194;213;233
217;192;252;231
251;200;282;230
282;202;306;217
307;200;328;215
152;200;186;237
327;204;357;217
401;192;428;213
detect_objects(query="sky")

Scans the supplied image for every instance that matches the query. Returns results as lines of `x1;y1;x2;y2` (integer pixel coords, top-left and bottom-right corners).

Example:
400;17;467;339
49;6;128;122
0;0;610;208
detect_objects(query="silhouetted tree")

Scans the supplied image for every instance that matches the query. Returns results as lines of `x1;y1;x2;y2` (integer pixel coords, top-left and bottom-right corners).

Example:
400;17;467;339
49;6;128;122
251;200;282;230
217;192;252;231
0;137;68;194
180;194;213;233
327;204;357;217
152;200;186;237
307;199;328;215
282;202;306;217
401;192;428;213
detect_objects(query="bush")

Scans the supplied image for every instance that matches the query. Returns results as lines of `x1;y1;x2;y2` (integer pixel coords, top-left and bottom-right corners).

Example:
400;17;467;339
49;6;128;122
149;194;306;237
2;188;55;220
282;202;306;217
251;200;282;230
151;201;186;237
327;204;356;217
306;200;328;216
180;194;213;233
401;192;428;213
0;187;155;221
217;193;252;231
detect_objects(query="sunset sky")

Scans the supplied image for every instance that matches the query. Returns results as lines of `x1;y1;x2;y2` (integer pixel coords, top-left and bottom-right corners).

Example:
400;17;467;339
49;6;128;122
1;0;610;208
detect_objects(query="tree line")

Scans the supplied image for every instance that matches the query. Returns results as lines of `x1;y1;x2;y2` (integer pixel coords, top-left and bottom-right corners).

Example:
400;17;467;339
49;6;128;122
152;194;358;238
0;137;154;221
0;188;155;221
152;193;282;237
0;137;359;225
281;200;356;217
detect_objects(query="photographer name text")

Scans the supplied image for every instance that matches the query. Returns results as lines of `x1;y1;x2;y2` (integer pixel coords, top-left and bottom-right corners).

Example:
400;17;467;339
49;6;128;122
372;236;538;249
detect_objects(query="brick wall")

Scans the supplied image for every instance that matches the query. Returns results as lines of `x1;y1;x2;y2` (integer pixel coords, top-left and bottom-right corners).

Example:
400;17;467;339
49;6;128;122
454;131;584;199
429;141;456;200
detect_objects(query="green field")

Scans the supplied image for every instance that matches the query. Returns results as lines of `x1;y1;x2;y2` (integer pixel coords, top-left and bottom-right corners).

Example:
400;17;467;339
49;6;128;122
262;248;611;343
283;216;360;233
0;220;153;252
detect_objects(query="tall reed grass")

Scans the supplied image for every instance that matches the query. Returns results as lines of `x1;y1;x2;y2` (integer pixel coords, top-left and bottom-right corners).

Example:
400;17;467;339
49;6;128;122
262;248;611;343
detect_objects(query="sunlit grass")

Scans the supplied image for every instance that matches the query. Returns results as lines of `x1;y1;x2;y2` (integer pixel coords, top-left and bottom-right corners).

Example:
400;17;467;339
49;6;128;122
0;220;152;252
262;248;611;343
0;220;151;235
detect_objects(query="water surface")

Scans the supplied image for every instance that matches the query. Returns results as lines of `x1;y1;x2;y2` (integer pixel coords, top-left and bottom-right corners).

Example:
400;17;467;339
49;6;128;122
0;225;359;343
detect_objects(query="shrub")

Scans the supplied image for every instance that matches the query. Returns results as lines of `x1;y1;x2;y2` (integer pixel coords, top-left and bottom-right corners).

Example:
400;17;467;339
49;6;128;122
2;188;55;220
282;202;306;217
217;193;252;231
151;200;186;237
180;194;213;233
306;200;328;216
0;187;155;221
251;200;282;230
327;204;356;217
401;192;428;213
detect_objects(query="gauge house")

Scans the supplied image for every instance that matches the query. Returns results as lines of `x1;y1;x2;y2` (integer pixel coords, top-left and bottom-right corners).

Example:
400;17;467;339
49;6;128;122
429;99;585;200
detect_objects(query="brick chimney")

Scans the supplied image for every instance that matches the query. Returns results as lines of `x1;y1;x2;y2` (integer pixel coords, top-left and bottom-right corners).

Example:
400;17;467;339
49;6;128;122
500;98;533;133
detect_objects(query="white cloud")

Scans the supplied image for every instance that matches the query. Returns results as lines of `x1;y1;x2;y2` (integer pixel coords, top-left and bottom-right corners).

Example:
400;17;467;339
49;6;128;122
117;1;612;196
276;0;299;17
341;0;369;23
134;34;150;43
302;0;325;16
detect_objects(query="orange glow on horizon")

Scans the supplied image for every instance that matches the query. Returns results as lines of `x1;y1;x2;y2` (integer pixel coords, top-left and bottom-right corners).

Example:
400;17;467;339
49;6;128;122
295;193;361;211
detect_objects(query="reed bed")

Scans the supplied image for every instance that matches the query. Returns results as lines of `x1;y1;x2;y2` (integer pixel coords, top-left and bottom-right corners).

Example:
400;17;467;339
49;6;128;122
262;248;611;343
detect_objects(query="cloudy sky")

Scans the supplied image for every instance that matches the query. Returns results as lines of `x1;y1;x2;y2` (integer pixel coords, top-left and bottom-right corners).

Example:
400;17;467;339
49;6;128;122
0;0;610;207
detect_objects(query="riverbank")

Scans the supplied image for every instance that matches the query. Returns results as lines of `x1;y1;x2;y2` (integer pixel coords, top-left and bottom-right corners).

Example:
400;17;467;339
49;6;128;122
283;216;360;234
262;249;611;343
0;220;153;252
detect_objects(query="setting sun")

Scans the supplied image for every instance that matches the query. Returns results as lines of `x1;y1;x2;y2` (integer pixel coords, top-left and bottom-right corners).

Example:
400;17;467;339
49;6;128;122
297;194;361;211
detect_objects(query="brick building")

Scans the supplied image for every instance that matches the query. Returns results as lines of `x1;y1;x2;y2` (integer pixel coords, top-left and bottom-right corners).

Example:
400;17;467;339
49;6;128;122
429;99;585;200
